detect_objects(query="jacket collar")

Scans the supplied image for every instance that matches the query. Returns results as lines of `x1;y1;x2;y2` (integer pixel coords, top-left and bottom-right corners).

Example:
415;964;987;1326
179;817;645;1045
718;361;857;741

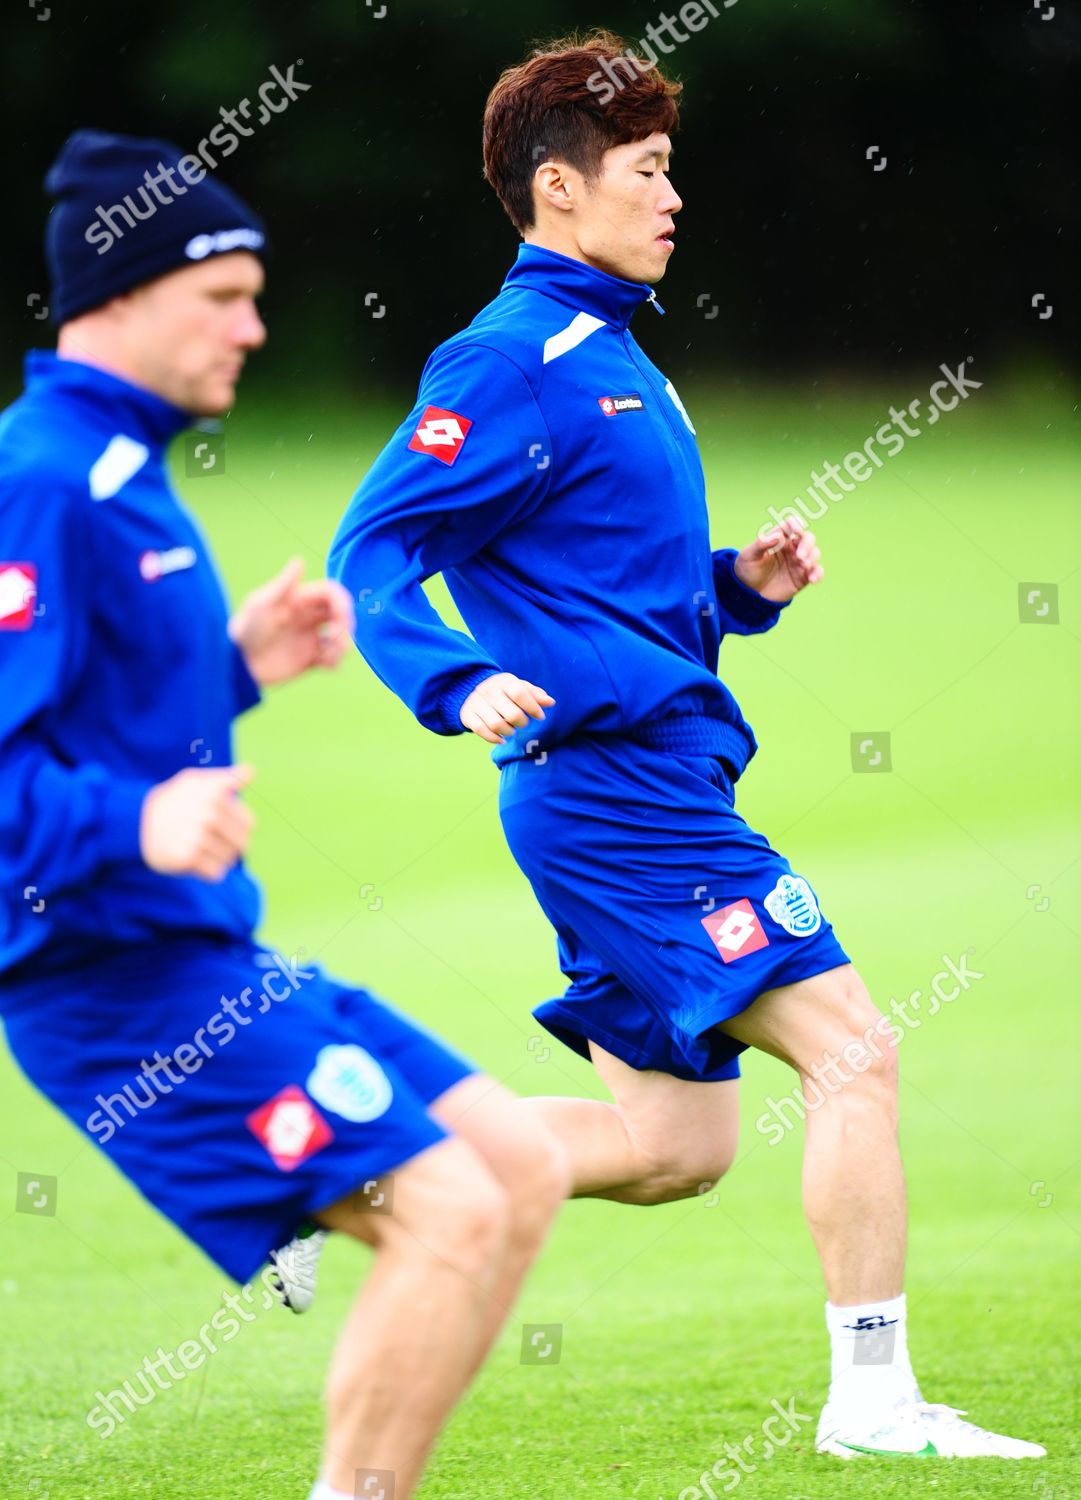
24;350;194;449
501;242;660;330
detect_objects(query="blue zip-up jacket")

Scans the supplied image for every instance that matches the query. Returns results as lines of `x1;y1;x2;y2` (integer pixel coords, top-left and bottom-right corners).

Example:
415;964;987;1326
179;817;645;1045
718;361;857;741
329;243;787;769
0;352;261;982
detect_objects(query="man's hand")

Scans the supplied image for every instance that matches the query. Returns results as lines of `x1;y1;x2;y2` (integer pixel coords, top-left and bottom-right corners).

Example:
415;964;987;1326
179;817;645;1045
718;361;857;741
229;557;355;687
140;765;255;882
460;673;555;745
734;516;824;603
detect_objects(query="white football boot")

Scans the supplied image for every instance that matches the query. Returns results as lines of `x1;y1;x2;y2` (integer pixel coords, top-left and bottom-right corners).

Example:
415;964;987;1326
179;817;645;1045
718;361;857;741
817;1393;938;1458
913;1402;1046;1458
268;1228;328;1314
817;1394;1046;1459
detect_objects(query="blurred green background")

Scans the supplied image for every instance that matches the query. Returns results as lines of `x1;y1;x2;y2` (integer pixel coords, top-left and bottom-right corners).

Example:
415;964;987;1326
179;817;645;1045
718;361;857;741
1;0;1076;390
1;378;1078;1497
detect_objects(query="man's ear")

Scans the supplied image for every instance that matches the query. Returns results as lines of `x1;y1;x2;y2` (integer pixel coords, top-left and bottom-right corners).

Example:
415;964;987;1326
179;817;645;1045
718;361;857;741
533;161;576;214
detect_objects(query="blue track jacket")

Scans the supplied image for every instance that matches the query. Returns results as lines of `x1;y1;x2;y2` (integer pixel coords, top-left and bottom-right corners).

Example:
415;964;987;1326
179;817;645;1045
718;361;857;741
329;243;786;768
0;353;261;980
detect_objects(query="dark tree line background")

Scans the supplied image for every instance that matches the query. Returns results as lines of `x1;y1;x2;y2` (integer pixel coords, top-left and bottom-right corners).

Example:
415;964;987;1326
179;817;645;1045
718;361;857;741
2;0;1076;399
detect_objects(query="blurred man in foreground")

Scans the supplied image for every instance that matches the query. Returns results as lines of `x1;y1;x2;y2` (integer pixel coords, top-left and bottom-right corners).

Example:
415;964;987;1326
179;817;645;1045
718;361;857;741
0;129;565;1500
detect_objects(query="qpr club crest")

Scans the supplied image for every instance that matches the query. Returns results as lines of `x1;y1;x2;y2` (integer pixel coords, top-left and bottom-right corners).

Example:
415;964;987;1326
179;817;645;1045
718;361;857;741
764;875;822;937
305;1044;394;1123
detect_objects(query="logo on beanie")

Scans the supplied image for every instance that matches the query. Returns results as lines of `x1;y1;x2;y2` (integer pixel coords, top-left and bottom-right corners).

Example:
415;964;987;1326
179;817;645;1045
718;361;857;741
185;228;266;260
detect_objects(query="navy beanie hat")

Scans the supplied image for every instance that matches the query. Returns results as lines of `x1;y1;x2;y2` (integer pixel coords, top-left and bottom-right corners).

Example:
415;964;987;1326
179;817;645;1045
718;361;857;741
44;129;269;325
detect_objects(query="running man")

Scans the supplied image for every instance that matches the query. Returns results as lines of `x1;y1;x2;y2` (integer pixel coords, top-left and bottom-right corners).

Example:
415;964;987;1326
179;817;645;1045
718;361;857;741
328;32;1044;1460
0;130;566;1500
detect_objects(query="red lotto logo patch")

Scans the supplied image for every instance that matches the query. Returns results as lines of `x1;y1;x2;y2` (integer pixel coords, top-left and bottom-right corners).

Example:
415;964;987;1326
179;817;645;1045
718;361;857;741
246;1085;334;1172
0;563;38;631
701;898;770;964
407;405;472;465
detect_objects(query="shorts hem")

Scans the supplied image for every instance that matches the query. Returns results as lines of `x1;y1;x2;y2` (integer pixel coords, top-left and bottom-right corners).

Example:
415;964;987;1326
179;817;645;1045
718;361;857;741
534;1001;663;1072
197;1122;455;1286
534;1000;741;1083
684;943;851;1034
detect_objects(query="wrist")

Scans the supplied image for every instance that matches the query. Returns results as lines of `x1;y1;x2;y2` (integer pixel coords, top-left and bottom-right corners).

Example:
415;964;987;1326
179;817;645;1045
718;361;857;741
438;666;501;736
103;777;157;866
713;547;788;628
732;554;757;592
231;636;264;704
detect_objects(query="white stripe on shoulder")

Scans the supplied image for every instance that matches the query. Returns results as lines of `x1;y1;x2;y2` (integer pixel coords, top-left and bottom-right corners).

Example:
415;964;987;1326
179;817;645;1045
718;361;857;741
542;311;606;365
88;434;150;501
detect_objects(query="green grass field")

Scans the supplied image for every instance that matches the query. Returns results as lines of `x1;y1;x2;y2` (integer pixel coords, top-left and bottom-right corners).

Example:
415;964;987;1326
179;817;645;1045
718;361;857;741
1;372;1078;1498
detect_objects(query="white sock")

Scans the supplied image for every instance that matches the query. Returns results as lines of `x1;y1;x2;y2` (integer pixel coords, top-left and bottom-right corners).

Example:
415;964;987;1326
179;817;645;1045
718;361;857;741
307;1483;353;1500
825;1293;921;1406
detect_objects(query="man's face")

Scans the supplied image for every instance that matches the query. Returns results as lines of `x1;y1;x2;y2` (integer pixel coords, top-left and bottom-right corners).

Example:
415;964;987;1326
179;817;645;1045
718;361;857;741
565;133;682;285
116;253;267;415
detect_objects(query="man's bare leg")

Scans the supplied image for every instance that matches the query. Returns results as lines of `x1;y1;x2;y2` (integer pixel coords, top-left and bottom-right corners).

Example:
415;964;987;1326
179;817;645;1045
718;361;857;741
429;1073;569;1378
522;1043;740;1203
715;962;905;1300
311;1134;520;1499
519;965;900;1289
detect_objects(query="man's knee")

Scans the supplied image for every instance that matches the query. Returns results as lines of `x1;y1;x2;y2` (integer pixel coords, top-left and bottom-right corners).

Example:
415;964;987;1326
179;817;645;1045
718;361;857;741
328;1140;511;1282
417;1152;511;1281
503;1129;570;1242
629;1133;739;1206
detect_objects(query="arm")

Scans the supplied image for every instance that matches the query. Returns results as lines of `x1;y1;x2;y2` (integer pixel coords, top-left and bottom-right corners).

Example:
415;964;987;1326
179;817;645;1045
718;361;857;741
0;483;256;901
0;484;153;902
230;637;263;715
328;342;553;736
711;547;789;636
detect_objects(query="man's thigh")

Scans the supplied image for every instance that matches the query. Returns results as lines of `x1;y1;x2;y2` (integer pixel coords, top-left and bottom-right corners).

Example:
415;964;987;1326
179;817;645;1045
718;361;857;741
315;1133;504;1250
428;1073;568;1199
714;962;889;1074
587;1039;740;1169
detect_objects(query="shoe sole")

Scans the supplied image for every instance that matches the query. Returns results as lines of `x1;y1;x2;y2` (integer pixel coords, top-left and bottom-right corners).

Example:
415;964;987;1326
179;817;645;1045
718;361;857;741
818;1438;938;1458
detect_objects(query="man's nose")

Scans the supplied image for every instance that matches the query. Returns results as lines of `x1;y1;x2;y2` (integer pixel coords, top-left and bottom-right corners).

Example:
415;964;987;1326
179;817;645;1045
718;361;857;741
236;301;267;349
663;181;684;216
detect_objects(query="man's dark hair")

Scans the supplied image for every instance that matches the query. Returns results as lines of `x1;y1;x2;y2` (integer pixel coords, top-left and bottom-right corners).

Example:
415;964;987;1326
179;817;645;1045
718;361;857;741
483;29;682;234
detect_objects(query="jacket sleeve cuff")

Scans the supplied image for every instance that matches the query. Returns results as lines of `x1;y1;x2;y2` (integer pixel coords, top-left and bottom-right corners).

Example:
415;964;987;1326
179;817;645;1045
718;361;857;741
712;548;789;633
435;665;501;736
231;641;263;716
97;777;156;865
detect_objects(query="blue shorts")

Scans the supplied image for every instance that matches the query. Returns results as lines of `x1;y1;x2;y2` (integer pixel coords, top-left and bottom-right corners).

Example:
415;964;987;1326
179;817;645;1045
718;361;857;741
1;938;476;1283
499;736;850;1082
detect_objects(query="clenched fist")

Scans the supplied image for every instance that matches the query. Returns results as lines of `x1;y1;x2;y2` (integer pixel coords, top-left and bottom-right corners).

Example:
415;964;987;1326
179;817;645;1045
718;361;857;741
459;673;555;745
140;765;256;882
734;515;824;603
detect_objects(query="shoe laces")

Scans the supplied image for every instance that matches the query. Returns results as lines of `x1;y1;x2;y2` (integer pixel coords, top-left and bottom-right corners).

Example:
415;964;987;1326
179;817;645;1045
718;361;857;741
917;1402;974;1428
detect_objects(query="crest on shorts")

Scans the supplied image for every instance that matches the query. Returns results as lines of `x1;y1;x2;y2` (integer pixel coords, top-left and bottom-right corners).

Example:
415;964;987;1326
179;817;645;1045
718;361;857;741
764;875;822;937
306;1044;394;1123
